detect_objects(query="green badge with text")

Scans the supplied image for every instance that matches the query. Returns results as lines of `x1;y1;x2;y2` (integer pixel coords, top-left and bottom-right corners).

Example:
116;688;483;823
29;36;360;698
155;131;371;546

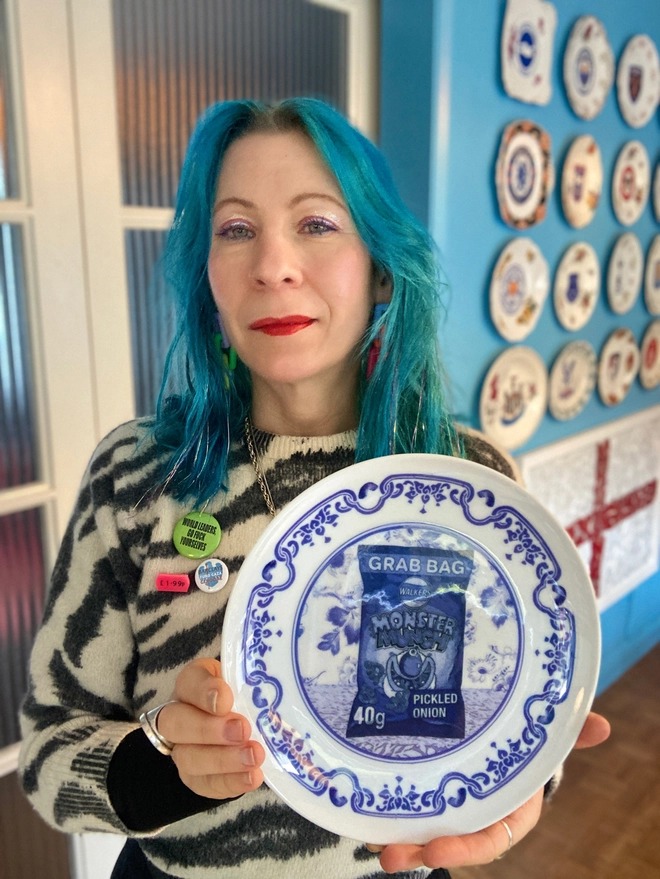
173;512;222;559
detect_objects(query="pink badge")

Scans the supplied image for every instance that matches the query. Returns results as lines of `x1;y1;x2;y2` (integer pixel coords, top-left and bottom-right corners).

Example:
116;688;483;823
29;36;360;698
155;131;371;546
156;573;190;592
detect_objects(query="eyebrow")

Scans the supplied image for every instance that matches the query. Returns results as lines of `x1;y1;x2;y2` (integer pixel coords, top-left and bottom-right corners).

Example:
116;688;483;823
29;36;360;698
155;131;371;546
213;191;346;214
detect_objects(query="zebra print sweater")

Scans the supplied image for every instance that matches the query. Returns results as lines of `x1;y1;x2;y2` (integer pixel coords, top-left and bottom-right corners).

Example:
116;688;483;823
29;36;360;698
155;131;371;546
18;419;523;879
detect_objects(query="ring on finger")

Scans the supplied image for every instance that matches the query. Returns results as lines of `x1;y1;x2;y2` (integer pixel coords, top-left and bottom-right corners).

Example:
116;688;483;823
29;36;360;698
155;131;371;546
139;700;179;756
495;818;514;859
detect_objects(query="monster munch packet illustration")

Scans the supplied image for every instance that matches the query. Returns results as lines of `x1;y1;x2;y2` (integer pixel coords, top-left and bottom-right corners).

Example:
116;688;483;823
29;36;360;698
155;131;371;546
347;545;474;741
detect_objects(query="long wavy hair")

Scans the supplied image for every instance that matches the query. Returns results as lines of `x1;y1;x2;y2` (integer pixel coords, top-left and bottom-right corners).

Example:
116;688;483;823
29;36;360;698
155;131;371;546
153;98;462;504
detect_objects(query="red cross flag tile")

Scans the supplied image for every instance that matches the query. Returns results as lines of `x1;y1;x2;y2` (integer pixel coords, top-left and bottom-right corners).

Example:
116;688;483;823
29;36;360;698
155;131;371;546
518;407;660;610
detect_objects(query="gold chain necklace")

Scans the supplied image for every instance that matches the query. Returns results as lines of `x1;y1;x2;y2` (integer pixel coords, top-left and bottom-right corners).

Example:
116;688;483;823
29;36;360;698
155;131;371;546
244;416;276;518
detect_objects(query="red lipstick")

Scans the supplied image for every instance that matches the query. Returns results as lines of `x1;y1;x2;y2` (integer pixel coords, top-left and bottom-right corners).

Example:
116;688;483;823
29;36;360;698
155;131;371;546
249;315;316;336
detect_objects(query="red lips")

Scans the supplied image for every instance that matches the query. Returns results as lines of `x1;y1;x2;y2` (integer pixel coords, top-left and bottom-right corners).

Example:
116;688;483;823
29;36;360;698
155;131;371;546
249;315;316;336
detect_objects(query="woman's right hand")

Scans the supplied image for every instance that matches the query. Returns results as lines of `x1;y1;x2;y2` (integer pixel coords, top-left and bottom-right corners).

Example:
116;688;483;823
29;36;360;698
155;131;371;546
156;657;265;799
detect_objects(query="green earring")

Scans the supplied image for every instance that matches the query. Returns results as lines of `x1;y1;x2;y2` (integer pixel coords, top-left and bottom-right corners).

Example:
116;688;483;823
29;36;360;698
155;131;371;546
213;332;237;371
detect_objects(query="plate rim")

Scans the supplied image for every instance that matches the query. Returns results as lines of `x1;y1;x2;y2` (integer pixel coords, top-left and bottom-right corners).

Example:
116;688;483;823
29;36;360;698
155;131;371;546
223;453;600;842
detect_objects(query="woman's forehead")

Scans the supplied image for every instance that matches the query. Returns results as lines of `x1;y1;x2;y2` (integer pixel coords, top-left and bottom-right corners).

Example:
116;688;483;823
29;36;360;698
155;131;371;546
215;130;343;201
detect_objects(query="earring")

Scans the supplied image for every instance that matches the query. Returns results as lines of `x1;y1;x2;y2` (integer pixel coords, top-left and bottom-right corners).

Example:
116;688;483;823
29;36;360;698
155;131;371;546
366;303;388;379
214;313;237;371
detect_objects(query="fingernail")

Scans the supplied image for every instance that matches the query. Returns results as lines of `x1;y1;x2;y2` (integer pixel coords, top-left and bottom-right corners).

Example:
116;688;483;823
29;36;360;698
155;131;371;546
242;771;253;786
365;844;384;852
240;747;255;766
225;719;244;742
207;689;218;715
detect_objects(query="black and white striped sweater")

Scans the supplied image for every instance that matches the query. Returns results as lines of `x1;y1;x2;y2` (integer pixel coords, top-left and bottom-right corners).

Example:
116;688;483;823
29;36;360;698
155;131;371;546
19;419;520;879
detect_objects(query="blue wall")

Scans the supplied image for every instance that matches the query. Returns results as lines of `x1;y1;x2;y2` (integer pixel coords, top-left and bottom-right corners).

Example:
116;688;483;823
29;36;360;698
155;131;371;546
381;0;660;692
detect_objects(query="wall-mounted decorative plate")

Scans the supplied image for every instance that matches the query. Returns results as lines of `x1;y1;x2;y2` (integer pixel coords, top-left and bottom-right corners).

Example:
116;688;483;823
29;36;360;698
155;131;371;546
644;234;660;315
479;346;547;450
653;163;660;223
489;238;549;341
616;34;660;128
501;0;557;106
496;121;554;229
561;135;603;228
554;242;600;331
223;453;600;843
598;328;640;405
563;16;614;120
607;233;643;315
611;141;650;226
548;340;597;420
639;320;660;389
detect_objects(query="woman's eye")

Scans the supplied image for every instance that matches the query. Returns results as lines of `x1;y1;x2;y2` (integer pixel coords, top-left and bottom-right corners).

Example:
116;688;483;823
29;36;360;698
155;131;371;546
302;217;337;235
217;223;253;240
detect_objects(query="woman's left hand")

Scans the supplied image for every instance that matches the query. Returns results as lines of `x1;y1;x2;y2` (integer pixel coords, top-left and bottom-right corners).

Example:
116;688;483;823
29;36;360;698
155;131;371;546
367;711;611;873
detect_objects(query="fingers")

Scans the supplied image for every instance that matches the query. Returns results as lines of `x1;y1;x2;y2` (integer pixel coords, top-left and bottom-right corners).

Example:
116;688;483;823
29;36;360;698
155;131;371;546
154;658;266;800
573;711;611;749
378;788;544;873
176;760;265;799
157;701;251;748
174;658;235;716
171;742;266;799
172;741;266;777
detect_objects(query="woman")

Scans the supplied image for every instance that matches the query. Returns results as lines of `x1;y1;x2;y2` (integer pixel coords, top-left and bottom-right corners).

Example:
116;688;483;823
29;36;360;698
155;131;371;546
19;99;609;879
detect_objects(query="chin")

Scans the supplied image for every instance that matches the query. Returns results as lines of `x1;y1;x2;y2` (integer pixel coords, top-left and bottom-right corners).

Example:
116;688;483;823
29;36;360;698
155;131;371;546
246;352;346;387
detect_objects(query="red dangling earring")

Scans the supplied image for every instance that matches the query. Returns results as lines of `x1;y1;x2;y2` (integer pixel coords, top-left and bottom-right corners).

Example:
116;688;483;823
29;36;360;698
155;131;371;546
367;303;388;379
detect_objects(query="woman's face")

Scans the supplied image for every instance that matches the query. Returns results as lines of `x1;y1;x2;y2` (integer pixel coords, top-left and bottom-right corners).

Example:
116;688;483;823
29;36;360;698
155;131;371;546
208;130;376;391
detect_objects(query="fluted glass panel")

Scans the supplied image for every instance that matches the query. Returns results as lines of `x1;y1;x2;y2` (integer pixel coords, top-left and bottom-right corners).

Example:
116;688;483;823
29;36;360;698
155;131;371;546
0;0;18;199
0;507;45;748
0;224;37;489
125;229;172;415
112;0;348;206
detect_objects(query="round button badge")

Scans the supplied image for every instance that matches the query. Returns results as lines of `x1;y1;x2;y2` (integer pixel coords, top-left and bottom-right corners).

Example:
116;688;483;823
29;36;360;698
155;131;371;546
173;512;222;559
195;559;230;593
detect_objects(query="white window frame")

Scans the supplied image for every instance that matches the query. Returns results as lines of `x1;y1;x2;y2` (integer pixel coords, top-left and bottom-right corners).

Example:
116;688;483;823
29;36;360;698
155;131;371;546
0;0;100;782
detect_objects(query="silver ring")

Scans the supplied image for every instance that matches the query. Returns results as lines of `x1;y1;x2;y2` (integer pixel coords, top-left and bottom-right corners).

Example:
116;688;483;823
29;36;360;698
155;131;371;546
139;700;179;756
495;818;514;859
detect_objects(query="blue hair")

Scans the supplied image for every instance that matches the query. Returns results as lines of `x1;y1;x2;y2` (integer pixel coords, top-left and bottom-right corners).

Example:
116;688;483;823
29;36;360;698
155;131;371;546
153;98;462;503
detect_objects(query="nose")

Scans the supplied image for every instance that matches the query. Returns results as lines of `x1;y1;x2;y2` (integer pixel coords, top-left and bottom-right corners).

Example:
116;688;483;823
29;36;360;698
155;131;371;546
251;231;303;289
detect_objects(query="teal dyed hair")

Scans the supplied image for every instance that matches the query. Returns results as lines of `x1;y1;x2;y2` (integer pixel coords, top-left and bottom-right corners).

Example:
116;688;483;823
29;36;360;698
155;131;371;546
153;98;462;503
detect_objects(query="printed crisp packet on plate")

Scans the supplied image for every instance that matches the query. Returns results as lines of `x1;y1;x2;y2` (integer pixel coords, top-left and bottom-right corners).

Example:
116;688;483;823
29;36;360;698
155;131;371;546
347;545;474;740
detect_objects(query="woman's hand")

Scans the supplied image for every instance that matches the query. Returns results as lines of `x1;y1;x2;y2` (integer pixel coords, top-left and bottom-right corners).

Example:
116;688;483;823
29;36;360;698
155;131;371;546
367;711;611;873
156;658;266;799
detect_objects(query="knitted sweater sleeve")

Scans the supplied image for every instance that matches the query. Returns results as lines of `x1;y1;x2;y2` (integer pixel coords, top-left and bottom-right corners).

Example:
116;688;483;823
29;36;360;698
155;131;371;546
18;423;163;834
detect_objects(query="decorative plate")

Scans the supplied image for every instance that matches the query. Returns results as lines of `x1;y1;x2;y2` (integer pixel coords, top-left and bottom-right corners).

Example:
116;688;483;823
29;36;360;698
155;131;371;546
611;141;650;226
561;135;602;228
479;346;547;450
496;121;554;229
639;320;660;389
616;34;660;128
553;242;600;331
653;163;660;223
489;238;549;341
597;327;640;405
563;16;614;120
607;233;643;315
222;453;600;843
548;341;597;420
644;234;660;315
501;0;557;106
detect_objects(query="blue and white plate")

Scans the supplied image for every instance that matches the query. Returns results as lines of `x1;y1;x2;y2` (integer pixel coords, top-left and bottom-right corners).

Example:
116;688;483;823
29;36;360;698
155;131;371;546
563;16;614;120
223;455;600;843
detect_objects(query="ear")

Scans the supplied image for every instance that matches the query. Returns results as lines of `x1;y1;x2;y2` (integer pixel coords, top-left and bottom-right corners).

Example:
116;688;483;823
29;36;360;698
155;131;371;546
374;270;392;305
